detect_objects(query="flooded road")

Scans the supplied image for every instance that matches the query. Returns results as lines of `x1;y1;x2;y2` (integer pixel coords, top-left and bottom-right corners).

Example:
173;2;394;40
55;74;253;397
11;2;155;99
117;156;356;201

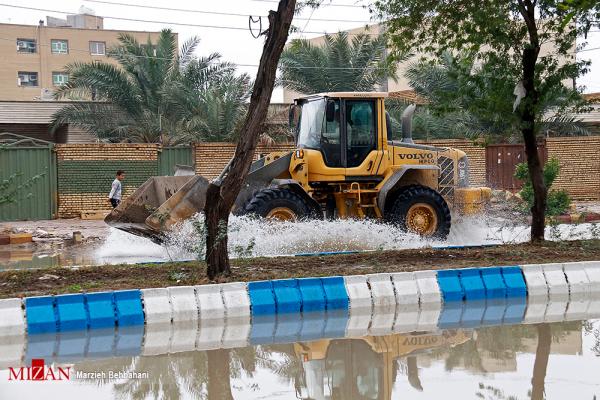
1;320;598;399
2;215;598;270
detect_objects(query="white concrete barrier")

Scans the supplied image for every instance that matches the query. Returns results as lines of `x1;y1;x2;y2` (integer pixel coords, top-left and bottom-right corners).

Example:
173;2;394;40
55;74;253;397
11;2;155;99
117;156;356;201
221;317;251;349
391;272;420;305
584;261;600;295
141;288;172;324
414;270;441;304
221;282;251;318
369;307;396;336
142;323;172;355
346;308;372;338
0;334;25;369
586;298;600;319
564;299;590;321
542;263;569;300
344;275;373;310
562;262;590;300
367;273;396;308
170;321;198;353
521;265;549;299
168;286;198;323
0;298;25;335
195;284;225;320
196;320;225;350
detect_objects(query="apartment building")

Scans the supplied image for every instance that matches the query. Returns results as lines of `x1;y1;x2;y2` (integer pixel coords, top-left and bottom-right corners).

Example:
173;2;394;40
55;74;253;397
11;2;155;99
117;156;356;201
0;12;166;101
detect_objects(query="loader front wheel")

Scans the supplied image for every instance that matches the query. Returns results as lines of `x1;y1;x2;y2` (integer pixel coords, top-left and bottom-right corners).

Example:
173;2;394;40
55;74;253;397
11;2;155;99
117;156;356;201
386;185;451;239
241;188;314;221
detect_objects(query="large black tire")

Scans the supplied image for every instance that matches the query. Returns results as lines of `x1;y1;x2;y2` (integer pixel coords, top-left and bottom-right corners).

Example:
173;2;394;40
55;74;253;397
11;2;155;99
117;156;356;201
385;185;451;239
240;188;317;221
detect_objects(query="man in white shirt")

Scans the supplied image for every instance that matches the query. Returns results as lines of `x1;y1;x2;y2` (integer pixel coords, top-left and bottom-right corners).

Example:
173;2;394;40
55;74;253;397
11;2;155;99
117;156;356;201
108;170;125;208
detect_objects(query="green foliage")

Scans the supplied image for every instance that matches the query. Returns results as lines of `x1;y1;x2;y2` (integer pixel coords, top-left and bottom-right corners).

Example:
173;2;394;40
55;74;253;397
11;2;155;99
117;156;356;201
515;158;571;216
388;52;589;142
51;29;251;144
279;31;399;94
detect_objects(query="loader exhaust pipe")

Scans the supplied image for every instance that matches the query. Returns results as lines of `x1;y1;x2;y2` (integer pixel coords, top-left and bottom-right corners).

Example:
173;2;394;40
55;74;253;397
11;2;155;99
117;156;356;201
401;103;416;144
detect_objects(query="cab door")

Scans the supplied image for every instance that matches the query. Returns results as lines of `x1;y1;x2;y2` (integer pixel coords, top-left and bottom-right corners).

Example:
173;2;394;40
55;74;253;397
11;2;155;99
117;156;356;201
343;98;384;178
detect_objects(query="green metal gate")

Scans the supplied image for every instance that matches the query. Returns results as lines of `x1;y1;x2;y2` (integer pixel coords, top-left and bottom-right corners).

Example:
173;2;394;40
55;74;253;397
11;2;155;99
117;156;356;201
158;146;193;176
0;133;57;221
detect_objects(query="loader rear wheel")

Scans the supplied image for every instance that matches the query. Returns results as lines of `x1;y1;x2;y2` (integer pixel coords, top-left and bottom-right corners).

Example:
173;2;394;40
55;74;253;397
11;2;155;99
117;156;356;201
241;188;314;221
386;185;451;239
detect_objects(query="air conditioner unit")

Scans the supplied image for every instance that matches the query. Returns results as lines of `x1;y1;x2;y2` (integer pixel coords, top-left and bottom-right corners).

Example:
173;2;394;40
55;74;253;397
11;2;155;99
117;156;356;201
20;75;29;83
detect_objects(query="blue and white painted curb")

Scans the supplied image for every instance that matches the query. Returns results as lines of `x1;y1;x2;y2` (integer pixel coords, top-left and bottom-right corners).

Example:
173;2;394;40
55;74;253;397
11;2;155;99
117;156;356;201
1;260;600;366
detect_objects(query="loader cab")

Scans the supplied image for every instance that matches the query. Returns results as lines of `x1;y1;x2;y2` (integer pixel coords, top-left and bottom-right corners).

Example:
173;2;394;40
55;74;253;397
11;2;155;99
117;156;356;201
292;93;385;171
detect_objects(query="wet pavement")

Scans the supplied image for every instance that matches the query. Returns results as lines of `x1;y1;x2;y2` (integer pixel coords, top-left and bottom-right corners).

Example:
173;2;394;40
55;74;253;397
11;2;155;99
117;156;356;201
0;319;598;399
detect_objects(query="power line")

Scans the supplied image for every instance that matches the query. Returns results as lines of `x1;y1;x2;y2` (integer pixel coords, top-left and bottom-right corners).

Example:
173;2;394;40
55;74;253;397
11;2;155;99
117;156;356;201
578;46;600;52
0;3;376;36
83;0;372;24
251;0;369;8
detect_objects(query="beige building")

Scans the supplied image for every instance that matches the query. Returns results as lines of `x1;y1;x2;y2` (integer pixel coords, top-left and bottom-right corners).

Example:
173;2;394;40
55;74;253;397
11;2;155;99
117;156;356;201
0;12;166;101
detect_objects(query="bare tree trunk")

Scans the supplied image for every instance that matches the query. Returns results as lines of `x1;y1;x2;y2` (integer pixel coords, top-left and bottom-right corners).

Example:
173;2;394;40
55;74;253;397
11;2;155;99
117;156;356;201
531;324;551;400
518;0;547;242
203;0;296;280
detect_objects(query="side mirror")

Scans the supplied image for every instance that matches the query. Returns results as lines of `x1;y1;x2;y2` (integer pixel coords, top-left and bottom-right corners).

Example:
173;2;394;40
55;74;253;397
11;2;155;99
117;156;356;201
288;104;301;137
325;100;336;122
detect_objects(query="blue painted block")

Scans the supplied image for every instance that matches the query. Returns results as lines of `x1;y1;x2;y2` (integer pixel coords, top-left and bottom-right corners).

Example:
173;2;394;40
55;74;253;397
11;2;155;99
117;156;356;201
503;297;527;324
56;294;87;331
437;270;464;302
274;314;302;343
323;309;348;339
113;290;144;326
321;276;349;310
86;328;116;358
86;292;115;328
501;267;528;297
480;267;507;298
299;311;326;341
459;269;486;300
438;302;463;329
272;279;302;313
25;333;57;363
56;331;87;362
482;299;506;326
25;296;57;334
115;325;144;356
298;278;326;312
249;315;276;345
460;300;486;327
248;281;276;315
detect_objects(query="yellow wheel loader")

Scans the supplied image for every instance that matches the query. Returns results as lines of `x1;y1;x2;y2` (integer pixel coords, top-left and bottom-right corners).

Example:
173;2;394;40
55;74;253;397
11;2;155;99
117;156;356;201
105;92;491;242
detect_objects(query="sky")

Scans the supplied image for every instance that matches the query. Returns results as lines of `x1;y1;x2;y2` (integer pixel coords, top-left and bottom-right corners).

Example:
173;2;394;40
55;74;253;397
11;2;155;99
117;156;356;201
0;0;599;102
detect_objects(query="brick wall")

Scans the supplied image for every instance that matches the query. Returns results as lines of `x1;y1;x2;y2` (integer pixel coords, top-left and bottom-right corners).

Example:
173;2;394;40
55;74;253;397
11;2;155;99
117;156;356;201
547;136;600;200
56;144;160;217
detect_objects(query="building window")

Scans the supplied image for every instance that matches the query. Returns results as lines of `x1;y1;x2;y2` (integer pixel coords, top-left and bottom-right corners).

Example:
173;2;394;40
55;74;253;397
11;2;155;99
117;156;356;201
16;38;36;53
51;39;69;54
52;72;69;86
17;72;38;87
89;41;106;55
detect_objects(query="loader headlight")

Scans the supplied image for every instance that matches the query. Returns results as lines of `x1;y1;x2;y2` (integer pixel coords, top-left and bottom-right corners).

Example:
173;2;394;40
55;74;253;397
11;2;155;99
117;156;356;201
457;156;469;187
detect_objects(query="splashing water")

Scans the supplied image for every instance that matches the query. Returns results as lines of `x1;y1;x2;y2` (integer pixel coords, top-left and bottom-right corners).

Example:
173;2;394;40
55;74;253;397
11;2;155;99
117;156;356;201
93;213;600;264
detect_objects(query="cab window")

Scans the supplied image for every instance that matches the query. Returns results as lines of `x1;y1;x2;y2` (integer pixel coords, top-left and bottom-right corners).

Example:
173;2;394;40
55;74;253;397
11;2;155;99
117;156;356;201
345;100;376;168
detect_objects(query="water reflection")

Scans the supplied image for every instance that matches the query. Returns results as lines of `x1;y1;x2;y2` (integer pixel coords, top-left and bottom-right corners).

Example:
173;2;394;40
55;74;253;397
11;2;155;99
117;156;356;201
2;320;598;399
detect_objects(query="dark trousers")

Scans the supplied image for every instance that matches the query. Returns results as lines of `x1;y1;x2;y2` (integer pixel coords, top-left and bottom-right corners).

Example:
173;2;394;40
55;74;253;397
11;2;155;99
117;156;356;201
110;198;120;208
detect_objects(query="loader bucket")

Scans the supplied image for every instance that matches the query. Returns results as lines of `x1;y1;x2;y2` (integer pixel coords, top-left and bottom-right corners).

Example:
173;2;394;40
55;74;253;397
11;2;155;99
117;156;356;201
104;175;197;243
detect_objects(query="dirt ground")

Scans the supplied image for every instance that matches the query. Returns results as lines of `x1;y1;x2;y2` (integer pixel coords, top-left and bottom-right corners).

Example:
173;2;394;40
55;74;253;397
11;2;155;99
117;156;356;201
1;239;600;299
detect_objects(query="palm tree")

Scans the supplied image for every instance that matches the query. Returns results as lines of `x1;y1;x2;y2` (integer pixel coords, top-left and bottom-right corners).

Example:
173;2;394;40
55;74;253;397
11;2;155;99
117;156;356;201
278;31;398;94
396;52;589;142
51;29;243;144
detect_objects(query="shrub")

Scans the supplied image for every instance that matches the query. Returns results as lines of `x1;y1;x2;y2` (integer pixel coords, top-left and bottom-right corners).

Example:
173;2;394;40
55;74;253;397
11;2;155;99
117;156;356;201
514;158;571;216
